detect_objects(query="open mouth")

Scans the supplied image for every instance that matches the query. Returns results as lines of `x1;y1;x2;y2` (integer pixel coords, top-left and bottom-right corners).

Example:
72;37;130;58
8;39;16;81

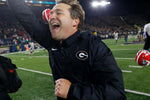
50;20;61;36
51;23;60;29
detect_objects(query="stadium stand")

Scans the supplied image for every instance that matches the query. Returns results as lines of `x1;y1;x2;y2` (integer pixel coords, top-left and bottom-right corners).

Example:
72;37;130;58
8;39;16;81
0;2;149;53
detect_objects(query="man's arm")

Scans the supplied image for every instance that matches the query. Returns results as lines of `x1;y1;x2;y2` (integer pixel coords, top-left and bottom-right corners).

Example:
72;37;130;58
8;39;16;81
7;0;54;49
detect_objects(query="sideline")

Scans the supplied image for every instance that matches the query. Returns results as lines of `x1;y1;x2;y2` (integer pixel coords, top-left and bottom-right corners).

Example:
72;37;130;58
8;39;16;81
115;58;134;60
18;67;132;75
18;67;52;76
125;89;150;97
122;70;132;73
18;67;150;97
128;65;143;68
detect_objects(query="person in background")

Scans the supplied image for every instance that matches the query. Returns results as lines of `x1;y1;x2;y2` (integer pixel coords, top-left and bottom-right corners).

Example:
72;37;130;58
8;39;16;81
7;0;126;100
143;32;147;41
143;23;150;50
124;32;128;43
114;31;118;43
29;42;34;55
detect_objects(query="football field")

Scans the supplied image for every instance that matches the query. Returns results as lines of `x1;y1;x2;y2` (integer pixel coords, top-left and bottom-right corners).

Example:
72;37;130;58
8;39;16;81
2;37;150;100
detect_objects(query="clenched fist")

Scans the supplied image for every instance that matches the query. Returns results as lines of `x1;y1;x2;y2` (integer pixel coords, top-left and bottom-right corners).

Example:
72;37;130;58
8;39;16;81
55;78;72;99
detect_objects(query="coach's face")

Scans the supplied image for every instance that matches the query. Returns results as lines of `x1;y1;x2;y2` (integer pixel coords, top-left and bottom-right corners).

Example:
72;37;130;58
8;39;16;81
49;3;79;41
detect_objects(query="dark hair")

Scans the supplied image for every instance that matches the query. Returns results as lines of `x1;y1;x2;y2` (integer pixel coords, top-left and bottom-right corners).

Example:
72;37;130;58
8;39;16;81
56;0;85;31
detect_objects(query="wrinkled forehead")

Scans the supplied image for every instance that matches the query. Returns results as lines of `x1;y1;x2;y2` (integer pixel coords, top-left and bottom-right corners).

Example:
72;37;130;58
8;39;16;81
51;3;71;12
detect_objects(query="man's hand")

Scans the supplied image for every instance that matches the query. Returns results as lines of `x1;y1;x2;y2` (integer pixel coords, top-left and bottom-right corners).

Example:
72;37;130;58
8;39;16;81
55;78;72;99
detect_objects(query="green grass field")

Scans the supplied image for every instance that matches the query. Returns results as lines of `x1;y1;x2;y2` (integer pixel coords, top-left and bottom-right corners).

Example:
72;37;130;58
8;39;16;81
2;37;150;100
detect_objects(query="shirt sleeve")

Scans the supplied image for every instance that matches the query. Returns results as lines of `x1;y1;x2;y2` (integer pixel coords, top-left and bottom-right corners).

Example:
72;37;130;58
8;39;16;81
67;38;126;100
7;0;55;49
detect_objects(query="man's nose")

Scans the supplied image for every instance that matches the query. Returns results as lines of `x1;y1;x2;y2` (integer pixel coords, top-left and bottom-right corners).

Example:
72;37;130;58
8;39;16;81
50;13;57;20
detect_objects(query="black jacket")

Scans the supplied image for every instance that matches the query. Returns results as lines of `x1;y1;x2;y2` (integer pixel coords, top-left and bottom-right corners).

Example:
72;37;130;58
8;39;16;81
7;0;126;100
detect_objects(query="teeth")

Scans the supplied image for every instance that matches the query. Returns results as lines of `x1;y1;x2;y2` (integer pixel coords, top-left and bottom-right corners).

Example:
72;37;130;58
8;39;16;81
52;23;59;26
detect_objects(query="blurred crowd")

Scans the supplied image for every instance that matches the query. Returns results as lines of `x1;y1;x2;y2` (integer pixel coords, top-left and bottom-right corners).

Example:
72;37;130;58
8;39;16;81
0;15;148;47
0;21;32;46
0;4;149;54
84;15;148;39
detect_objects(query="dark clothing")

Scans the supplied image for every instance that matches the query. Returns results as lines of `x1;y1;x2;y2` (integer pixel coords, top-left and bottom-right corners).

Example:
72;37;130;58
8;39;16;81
124;33;128;43
0;89;12;100
144;33;150;50
7;0;126;100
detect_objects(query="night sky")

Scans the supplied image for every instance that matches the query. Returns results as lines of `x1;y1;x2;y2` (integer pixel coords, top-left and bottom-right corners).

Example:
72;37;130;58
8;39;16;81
78;0;149;17
0;0;149;18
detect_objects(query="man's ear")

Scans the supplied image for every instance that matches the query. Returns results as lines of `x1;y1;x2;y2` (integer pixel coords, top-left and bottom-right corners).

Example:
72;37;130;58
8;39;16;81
73;18;79;28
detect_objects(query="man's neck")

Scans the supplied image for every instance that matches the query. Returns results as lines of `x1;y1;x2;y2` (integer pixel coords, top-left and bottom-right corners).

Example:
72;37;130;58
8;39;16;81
59;29;78;44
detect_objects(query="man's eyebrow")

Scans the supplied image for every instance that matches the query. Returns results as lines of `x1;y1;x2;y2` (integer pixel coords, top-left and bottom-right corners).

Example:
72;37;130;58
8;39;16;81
56;9;63;12
50;9;63;14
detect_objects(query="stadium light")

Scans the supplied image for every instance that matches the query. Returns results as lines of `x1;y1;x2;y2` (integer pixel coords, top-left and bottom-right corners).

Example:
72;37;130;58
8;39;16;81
92;1;111;7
